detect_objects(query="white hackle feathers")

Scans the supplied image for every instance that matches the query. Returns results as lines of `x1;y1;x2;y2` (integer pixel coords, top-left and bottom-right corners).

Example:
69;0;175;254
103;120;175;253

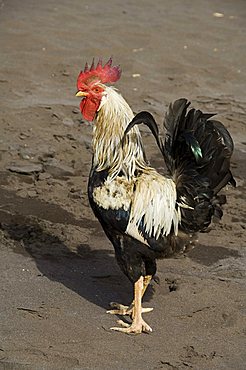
93;86;147;180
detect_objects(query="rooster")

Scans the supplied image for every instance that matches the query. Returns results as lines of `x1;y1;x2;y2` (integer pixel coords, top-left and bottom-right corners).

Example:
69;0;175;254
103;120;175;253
76;58;235;334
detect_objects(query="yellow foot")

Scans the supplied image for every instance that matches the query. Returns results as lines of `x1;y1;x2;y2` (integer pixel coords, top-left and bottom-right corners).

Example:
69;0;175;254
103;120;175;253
110;319;153;334
106;302;153;316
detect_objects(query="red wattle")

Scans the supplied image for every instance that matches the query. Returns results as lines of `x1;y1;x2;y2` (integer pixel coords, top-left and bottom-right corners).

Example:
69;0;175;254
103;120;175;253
80;98;99;121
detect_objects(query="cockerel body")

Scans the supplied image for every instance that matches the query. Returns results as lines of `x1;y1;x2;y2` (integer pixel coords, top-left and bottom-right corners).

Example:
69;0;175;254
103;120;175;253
76;58;235;334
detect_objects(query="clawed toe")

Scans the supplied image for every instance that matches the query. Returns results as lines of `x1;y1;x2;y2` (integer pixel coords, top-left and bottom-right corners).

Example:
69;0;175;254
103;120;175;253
106;302;132;316
106;302;153;316
110;318;152;334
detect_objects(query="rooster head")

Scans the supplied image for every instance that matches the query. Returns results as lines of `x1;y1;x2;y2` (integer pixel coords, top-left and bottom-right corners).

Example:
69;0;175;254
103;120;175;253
76;57;121;121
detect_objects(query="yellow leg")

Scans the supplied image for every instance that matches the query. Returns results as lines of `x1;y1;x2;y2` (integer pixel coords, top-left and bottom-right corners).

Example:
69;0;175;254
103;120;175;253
143;275;152;296
106;275;153;317
110;276;153;334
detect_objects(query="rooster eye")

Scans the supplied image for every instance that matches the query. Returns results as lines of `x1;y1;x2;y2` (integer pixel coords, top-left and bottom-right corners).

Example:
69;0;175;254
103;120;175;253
93;87;101;93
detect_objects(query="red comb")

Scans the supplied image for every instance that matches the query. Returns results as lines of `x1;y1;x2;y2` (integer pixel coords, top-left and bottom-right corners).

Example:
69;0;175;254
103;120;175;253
77;57;121;89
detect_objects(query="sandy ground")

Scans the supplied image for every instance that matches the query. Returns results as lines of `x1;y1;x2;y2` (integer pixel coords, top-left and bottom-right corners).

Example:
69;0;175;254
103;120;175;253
0;0;246;369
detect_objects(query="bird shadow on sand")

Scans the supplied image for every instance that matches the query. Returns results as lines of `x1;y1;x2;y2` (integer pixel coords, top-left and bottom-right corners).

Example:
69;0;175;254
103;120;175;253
0;212;156;311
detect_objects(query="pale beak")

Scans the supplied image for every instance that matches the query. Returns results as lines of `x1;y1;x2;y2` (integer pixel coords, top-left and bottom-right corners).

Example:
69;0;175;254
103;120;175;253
75;91;88;97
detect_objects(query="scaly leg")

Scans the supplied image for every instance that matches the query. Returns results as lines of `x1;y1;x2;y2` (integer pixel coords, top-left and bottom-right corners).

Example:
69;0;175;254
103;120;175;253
143;275;152;297
110;276;153;334
106;275;153;317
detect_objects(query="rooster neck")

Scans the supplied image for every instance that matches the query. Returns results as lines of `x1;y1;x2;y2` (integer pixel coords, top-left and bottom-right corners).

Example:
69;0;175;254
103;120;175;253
92;87;147;179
